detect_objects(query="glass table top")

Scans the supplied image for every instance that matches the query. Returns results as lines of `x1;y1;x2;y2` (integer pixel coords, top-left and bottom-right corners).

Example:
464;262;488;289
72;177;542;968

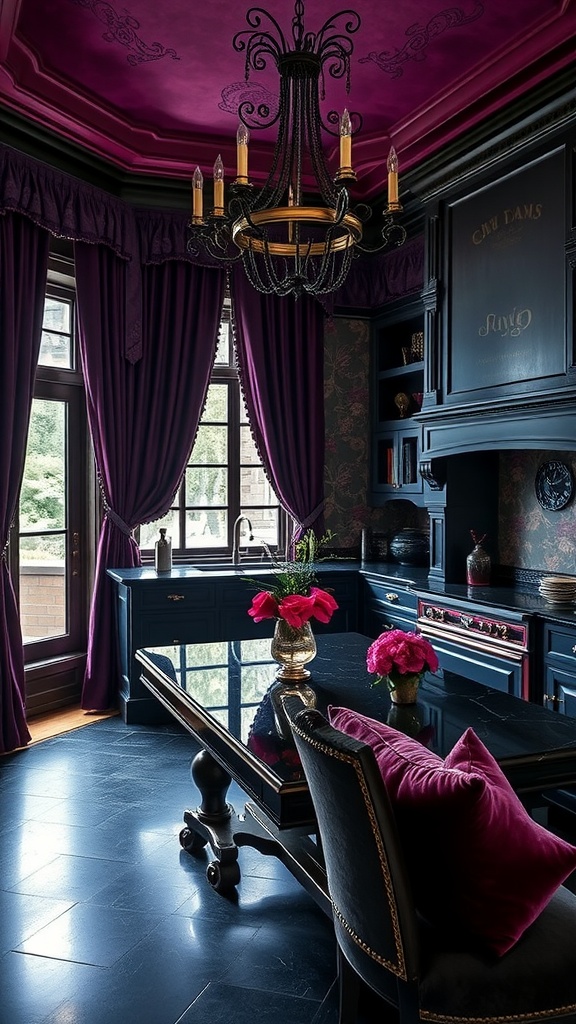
137;633;576;792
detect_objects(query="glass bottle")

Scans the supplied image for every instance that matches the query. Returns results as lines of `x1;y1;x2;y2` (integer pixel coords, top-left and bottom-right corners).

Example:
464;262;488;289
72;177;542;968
155;528;172;573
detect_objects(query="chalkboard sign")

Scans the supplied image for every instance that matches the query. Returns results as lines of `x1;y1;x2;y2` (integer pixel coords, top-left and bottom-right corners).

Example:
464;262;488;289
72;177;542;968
447;148;566;397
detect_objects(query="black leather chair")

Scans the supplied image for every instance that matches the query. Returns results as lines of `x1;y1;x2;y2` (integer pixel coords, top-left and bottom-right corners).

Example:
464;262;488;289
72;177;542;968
287;701;576;1024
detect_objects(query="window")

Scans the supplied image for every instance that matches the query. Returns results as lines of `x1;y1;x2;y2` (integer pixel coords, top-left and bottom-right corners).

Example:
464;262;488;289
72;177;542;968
139;303;286;560
9;264;88;669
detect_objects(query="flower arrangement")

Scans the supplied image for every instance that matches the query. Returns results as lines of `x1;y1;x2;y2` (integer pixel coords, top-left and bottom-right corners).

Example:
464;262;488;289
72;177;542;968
366;628;439;692
247;529;339;628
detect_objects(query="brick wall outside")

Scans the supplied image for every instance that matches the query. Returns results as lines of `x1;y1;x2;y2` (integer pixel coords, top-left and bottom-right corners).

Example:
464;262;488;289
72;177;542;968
20;569;65;641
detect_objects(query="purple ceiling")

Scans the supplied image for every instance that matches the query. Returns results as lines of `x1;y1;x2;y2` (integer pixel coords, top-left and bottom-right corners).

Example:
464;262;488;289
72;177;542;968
0;0;574;198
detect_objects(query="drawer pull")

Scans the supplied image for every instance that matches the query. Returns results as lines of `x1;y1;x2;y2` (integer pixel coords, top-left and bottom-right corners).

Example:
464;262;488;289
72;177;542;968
385;592;399;602
167;593;185;602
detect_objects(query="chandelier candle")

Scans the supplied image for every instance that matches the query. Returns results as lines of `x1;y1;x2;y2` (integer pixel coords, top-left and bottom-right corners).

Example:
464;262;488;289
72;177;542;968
213;155;224;214
192;166;203;221
387;147;400;210
236;123;249;183
339;108;353;175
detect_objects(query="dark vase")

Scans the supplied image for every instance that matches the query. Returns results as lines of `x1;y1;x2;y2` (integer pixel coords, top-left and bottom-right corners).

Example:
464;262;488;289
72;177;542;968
389;528;429;567
466;543;491;586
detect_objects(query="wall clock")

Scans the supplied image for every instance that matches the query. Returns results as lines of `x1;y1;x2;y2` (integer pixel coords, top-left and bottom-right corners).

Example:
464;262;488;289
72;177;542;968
535;461;574;511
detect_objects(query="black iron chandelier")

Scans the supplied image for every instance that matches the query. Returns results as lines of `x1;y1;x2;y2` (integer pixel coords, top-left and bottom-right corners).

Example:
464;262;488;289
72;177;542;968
187;0;406;299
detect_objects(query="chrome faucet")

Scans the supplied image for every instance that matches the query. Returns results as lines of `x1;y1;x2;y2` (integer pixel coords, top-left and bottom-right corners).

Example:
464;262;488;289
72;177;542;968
232;515;253;564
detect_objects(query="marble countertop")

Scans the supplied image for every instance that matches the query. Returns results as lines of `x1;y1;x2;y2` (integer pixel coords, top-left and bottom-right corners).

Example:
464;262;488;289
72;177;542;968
107;559;576;625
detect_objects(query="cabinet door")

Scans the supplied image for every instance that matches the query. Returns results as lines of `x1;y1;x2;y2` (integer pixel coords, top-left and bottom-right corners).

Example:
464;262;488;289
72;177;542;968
544;665;576;718
372;426;423;496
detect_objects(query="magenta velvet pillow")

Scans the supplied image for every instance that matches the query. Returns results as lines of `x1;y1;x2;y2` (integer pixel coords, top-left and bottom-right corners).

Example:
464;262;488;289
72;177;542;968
328;706;576;956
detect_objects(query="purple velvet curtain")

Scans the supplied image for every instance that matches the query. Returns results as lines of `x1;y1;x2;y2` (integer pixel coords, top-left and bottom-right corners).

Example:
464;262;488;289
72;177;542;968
0;212;50;752
74;242;225;710
230;268;326;547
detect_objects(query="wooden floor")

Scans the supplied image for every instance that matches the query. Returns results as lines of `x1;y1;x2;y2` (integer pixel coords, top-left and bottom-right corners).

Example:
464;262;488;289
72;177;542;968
27;705;119;744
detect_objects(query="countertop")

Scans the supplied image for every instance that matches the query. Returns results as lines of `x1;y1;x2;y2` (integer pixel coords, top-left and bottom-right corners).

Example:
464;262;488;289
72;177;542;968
107;560;576;625
359;561;576;624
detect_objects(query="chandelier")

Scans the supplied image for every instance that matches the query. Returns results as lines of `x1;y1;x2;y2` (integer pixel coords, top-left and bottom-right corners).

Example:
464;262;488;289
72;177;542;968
187;0;406;298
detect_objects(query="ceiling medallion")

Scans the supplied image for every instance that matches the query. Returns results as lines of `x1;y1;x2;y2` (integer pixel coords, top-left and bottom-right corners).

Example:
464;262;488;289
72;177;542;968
187;0;406;299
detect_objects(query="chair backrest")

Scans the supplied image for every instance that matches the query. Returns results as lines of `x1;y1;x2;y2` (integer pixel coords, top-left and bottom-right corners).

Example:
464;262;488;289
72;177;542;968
286;699;421;1007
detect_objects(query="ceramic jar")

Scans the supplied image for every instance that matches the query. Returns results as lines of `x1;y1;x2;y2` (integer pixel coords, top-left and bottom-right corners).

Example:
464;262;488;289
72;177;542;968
389;528;429;567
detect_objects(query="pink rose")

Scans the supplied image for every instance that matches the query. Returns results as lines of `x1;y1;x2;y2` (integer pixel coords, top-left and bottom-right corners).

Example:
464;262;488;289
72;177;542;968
278;593;316;627
309;586;339;623
248;591;279;622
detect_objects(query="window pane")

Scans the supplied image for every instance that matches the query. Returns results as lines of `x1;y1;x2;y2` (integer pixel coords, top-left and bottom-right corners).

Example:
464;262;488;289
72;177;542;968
240;508;278;547
240;424;260;465
186;466;227;506
214;320;230;365
39;298;72;369
186;509;226;547
202;384;228;422
39;330;72;369
19;534;66;641
20;400;66;530
241;466;276;507
189;424;227;465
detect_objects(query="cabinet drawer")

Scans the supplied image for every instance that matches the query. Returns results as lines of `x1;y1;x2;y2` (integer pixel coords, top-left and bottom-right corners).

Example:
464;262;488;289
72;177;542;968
364;579;418;612
133;582;215;611
134;608;219;647
543;623;576;664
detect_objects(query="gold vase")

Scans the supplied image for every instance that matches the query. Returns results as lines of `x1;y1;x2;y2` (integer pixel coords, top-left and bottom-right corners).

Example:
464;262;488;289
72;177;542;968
270;618;317;682
388;673;422;705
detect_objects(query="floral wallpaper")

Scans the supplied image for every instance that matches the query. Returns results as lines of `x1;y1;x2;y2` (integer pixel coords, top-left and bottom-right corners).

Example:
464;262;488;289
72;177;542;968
499;450;576;572
323;321;576;571
323;316;428;554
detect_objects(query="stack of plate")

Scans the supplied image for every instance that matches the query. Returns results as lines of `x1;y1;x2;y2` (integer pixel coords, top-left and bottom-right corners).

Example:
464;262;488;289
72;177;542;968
538;575;576;604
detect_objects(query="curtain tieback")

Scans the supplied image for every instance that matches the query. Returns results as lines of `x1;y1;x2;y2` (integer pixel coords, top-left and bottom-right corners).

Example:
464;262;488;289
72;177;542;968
300;502;325;530
104;506;134;537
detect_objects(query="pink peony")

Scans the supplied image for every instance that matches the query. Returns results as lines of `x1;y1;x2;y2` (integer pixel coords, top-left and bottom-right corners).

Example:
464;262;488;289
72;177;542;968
367;629;439;686
248;590;279;622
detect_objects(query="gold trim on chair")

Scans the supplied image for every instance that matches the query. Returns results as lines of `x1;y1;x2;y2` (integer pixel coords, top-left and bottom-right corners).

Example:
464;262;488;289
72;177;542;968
290;720;409;980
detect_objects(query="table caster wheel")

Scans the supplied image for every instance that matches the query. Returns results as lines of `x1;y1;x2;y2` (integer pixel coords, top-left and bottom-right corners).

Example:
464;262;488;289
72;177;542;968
179;827;207;853
206;859;240;893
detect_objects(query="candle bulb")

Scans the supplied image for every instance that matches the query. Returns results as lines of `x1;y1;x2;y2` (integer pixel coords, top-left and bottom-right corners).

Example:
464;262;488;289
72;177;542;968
387;146;399;207
213;154;224;214
236;122;249;181
192;166;203;221
339;108;352;172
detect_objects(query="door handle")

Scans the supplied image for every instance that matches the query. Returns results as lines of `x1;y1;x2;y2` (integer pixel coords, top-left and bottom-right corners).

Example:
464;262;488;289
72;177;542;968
72;532;80;577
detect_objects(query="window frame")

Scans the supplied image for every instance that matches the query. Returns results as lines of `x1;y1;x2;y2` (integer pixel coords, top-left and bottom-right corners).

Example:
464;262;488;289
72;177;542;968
139;304;287;563
9;269;89;664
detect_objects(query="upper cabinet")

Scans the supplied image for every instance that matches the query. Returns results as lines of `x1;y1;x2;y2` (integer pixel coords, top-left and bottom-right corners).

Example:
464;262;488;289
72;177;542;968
419;130;576;469
370;296;425;505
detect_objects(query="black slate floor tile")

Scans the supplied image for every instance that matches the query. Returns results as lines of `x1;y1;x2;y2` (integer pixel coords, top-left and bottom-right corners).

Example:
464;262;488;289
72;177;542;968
178;981;323;1023
16;901;166;967
0;890;74;955
1;718;337;1024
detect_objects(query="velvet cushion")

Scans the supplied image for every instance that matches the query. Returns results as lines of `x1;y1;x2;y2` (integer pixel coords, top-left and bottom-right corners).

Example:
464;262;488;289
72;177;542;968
328;706;576;956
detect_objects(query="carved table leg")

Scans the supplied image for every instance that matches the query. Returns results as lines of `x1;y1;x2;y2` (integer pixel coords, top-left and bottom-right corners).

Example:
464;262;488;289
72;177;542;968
179;748;241;893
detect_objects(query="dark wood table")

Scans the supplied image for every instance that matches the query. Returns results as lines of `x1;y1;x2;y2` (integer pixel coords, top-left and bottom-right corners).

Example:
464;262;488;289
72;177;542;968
136;632;576;907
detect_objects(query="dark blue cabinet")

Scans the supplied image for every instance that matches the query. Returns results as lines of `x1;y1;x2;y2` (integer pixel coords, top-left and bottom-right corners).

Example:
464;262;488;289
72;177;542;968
108;565;359;723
